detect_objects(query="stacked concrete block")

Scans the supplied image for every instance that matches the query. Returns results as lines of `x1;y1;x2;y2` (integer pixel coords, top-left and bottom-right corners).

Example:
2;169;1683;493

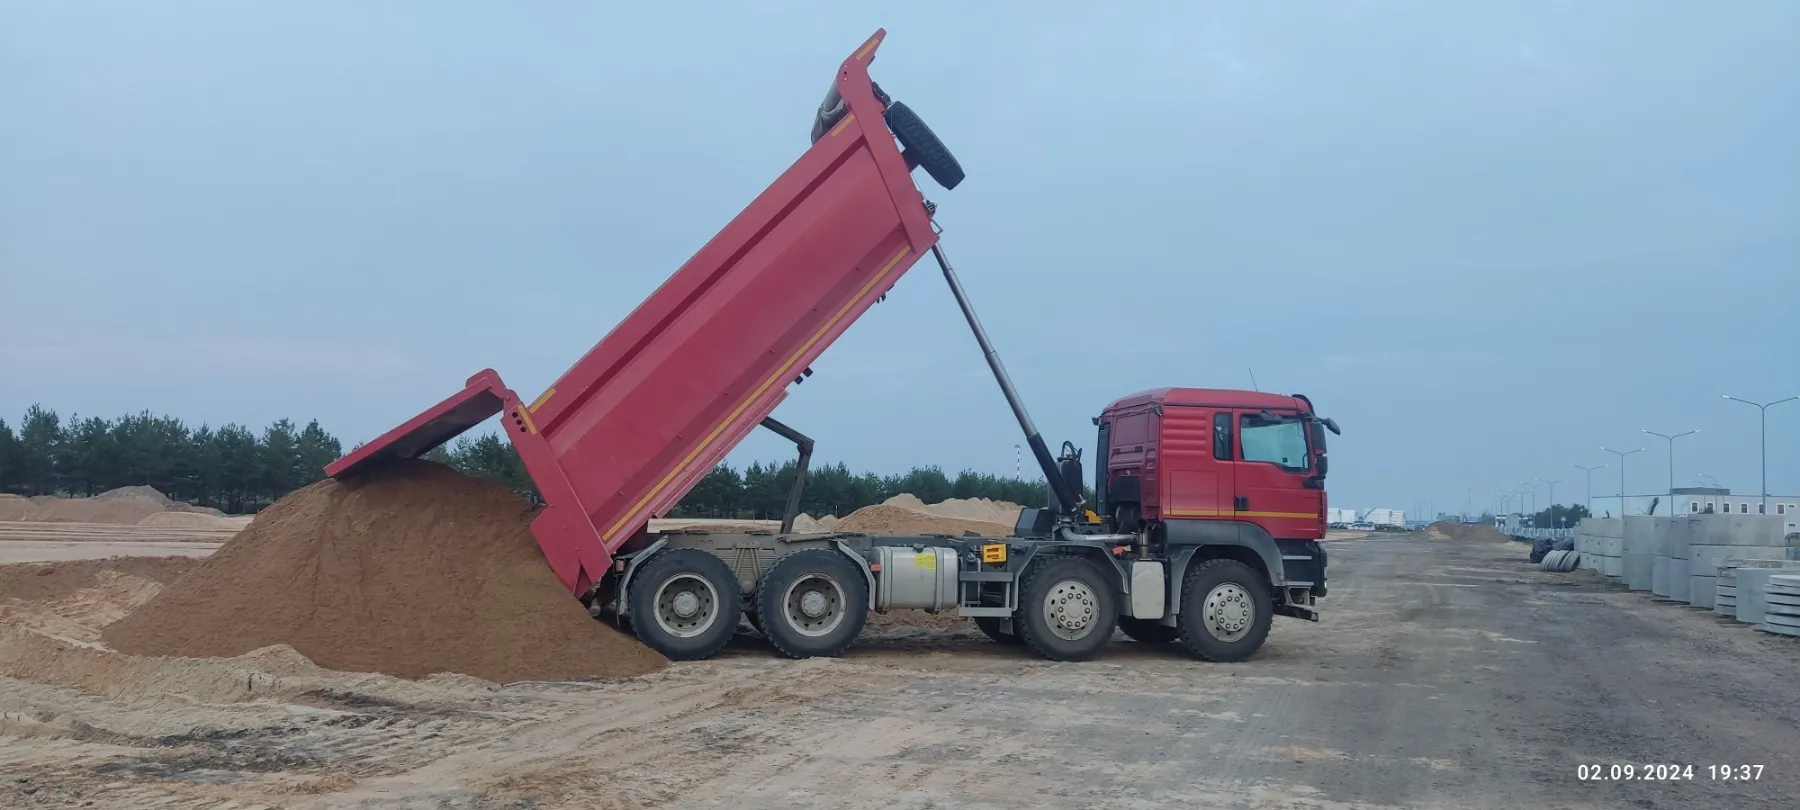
1576;518;1623;578
1762;575;1800;637
1637;517;1697;601
1685;514;1800;609
1715;568;1739;615
1666;516;1692;602
1575;528;1597;571
1622;517;1662;592
1732;563;1800;624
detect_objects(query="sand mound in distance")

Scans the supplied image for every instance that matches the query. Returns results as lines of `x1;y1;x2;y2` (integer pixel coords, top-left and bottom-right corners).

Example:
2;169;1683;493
833;504;1012;537
135;511;251;530
0;494;32;521
1423;521;1510;544
103;459;666;683
881;494;1023;525
1;485;241;525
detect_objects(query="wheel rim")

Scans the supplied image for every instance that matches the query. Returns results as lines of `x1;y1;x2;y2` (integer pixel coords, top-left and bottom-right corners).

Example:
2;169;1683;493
1042;578;1100;641
1202;582;1254;642
653;573;720;639
782;573;847;638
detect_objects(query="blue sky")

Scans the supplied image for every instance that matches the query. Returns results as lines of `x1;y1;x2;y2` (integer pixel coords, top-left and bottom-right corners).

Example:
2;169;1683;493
3;1;1796;515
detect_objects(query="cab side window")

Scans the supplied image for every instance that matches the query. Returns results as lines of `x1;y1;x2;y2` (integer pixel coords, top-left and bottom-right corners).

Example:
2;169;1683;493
1212;412;1232;461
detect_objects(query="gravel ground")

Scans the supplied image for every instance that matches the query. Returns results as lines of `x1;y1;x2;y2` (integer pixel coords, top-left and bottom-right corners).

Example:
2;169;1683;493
3;533;1798;808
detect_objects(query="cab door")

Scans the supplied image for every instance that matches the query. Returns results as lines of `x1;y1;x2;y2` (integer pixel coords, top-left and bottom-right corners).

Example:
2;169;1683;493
1231;409;1320;539
1157;406;1231;521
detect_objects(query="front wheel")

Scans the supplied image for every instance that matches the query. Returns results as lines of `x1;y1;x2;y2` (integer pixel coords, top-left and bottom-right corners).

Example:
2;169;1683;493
1176;559;1272;662
1015;556;1119;662
627;548;743;661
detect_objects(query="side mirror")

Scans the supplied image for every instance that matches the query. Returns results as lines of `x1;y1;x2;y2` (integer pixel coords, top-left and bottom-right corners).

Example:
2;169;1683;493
1323;417;1341;435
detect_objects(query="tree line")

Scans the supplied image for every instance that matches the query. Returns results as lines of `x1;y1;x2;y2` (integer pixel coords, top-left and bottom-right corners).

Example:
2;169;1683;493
0;405;1056;519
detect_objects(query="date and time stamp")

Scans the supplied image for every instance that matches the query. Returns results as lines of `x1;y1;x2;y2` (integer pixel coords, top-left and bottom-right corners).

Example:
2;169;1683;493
1576;764;1765;782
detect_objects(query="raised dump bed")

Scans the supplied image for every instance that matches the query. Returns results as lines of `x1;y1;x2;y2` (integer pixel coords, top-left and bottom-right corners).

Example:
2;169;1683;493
327;30;962;598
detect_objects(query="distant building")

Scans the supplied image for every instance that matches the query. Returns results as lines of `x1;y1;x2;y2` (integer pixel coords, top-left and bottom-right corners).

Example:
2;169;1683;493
1590;488;1799;532
1670;487;1798;519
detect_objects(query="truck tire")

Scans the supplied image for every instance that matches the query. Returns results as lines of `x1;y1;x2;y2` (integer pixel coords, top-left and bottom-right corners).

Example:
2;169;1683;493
1117;616;1179;644
1015;556;1119;662
884;101;965;190
755;549;869;659
973;616;1022;645
1176;559;1272;663
627;548;743;661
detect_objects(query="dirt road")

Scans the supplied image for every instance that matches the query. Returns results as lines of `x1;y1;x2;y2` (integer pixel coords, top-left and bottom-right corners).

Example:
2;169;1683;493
0;540;221;564
4;534;1798;809
0;520;229;563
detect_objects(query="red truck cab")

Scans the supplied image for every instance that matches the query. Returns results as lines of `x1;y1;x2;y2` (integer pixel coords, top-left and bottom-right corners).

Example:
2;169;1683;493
1094;387;1335;606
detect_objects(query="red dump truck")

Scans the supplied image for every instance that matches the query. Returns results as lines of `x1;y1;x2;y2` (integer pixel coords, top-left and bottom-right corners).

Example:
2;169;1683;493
328;30;1336;663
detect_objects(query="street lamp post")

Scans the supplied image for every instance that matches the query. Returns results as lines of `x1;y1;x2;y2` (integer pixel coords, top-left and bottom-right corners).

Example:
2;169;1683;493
1601;447;1645;516
1520;480;1542;526
1642;428;1698;516
1573;463;1606;515
1722;395;1800;513
1537;477;1562;522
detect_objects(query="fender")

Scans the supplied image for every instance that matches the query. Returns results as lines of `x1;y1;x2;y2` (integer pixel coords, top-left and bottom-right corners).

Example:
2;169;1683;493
1162;519;1286;615
829;539;880;611
610;536;672;621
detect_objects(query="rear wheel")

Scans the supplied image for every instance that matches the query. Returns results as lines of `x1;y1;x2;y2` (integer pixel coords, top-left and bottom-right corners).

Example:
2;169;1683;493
1117;616;1179;644
755;549;869;659
1176;559;1272;662
1015;556;1119;662
627;548;742;661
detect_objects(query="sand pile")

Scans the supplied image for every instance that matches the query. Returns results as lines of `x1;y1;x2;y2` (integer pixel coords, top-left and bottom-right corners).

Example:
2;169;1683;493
833;504;1012;537
0;494;31;521
1422;521;1510;544
103;459;666;683
0;556;200;605
1;485;232;525
1457;524;1510;544
882;493;1023;524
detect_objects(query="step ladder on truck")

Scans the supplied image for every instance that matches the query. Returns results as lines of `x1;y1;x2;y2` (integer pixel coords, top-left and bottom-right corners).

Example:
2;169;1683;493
326;30;1338;663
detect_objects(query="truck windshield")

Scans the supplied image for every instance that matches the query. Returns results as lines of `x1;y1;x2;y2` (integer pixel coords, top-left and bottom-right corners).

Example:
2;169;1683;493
1240;415;1310;472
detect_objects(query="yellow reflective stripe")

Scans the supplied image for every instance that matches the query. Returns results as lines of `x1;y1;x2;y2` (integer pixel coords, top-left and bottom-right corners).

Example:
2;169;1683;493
529;387;556;412
829;113;856;137
1165;509;1318;520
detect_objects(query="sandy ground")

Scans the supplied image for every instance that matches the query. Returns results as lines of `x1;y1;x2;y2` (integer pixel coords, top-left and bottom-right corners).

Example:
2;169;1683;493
0;540;222;564
0;521;241;544
0;520;231;564
5;534;1800;809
